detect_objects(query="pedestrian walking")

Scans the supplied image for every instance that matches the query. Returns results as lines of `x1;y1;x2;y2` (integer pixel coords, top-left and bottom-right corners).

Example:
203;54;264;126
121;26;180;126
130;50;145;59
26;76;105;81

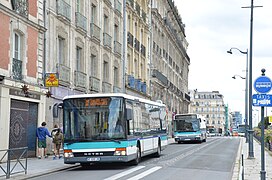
52;128;63;160
51;124;59;155
36;122;52;159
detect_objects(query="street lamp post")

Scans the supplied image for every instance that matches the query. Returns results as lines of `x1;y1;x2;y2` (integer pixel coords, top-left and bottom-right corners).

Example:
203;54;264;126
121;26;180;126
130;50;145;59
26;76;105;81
227;48;248;143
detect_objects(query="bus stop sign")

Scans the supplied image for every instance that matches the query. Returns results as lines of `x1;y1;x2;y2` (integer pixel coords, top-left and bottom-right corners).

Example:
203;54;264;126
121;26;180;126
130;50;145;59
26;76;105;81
254;76;272;94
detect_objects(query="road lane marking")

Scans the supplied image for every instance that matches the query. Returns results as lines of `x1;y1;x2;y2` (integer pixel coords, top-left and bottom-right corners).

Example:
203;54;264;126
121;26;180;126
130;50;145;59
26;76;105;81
104;166;145;180
127;166;162;180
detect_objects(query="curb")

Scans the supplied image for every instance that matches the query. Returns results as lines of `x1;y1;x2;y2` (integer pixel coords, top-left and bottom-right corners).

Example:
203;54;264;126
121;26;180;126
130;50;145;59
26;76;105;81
231;137;244;180
9;164;79;180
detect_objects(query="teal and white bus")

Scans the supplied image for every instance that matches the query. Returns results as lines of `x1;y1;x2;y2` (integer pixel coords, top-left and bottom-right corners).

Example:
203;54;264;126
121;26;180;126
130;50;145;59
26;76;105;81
62;93;167;166
173;113;207;143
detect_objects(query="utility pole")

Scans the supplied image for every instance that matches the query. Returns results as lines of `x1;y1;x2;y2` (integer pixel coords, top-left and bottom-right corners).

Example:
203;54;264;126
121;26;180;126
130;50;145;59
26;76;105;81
242;0;262;159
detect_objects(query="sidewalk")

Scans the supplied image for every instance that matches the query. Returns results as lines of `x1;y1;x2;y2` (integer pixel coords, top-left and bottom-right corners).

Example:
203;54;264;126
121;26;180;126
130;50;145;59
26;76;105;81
232;137;272;180
0;156;78;180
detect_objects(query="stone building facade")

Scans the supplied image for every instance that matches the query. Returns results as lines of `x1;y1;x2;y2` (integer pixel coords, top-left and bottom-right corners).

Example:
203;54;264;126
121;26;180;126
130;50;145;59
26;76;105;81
189;90;226;135
0;0;46;157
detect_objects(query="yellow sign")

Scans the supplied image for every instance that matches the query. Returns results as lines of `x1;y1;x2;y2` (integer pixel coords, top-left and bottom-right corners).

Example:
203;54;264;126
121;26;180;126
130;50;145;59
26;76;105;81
45;73;59;87
269;116;272;123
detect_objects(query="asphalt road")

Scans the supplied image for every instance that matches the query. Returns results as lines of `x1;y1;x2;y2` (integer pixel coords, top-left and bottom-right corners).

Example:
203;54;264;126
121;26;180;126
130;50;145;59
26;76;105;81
31;137;241;180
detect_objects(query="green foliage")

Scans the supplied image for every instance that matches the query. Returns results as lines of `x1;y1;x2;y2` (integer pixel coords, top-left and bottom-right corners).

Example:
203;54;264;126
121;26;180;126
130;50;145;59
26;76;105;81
258;117;270;129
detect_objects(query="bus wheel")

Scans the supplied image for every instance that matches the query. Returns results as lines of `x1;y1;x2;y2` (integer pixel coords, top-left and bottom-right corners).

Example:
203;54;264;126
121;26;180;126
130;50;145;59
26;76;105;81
130;146;141;165
154;142;161;158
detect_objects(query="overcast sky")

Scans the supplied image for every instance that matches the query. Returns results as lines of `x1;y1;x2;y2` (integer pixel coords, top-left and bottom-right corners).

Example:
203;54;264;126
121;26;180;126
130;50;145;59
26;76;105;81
176;0;272;120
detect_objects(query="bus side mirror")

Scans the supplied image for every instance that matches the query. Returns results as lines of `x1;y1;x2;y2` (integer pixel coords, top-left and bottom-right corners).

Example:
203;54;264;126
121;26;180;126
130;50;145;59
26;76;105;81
126;109;133;120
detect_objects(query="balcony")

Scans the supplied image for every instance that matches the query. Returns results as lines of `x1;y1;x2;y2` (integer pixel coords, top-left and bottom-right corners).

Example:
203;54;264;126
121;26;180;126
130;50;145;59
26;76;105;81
113;86;121;93
75;12;87;32
114;41;121;55
13;0;28;18
89;76;100;92
103;32;112;49
12;58;22;80
104;0;112;7
102;82;112;93
56;63;70;86
152;69;168;86
56;0;71;21
90;23;101;41
74;70;87;89
114;0;122;14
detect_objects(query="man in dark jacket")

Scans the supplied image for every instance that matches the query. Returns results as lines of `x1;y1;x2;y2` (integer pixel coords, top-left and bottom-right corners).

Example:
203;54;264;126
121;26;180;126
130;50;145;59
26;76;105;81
36;122;51;159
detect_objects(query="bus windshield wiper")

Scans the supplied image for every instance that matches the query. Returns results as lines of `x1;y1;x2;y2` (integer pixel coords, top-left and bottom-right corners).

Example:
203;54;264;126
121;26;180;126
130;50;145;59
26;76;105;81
109;139;121;144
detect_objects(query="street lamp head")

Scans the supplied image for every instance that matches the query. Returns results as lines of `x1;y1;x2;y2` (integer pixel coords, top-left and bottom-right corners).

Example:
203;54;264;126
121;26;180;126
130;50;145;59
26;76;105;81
227;50;233;54
232;76;236;79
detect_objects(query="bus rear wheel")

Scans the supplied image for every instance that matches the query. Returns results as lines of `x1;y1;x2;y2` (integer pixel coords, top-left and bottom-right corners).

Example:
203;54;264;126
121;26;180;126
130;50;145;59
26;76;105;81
154;141;161;157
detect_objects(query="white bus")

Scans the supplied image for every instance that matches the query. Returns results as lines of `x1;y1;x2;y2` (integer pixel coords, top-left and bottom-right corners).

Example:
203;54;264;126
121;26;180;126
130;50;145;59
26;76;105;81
173;113;207;143
62;93;168;166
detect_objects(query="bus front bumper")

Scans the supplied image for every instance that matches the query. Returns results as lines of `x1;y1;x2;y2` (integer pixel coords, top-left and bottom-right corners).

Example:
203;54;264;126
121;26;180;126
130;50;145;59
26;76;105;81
64;155;135;164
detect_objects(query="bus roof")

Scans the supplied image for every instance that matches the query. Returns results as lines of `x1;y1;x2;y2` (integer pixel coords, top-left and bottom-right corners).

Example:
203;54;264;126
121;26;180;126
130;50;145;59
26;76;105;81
63;93;166;107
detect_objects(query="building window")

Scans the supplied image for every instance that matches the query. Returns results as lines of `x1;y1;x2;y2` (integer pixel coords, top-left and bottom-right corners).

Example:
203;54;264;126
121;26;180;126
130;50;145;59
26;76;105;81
91;4;96;24
58;36;65;65
113;67;118;86
76;46;83;71
104;15;109;33
90;54;97;77
103;61;109;81
114;24;119;42
12;32;23;80
212;120;215;124
218;120;220;124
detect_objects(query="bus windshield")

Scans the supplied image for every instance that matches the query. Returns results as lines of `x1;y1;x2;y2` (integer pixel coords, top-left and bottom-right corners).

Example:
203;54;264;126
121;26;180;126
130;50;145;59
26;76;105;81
174;119;200;132
63;97;125;142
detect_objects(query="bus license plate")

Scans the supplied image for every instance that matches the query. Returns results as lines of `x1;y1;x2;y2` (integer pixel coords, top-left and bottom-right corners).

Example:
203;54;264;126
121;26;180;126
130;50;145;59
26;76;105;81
87;157;100;161
185;139;190;141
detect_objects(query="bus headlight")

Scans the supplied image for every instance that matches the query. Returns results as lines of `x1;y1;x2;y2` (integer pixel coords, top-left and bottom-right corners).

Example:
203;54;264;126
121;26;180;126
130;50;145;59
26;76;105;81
64;149;74;158
114;148;126;156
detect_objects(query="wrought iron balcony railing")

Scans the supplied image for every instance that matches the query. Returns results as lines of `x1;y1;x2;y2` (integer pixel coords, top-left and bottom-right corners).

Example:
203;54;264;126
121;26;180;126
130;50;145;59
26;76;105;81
89;76;100;92
90;23;101;41
185;93;191;102
75;12;87;32
12;58;22;80
74;70;87;88
114;41;121;55
56;63;70;86
56;0;71;21
103;32;112;48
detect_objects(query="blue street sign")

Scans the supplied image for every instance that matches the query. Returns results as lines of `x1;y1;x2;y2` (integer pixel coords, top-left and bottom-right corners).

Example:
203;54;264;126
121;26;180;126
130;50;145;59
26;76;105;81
252;94;272;107
254;76;272;94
